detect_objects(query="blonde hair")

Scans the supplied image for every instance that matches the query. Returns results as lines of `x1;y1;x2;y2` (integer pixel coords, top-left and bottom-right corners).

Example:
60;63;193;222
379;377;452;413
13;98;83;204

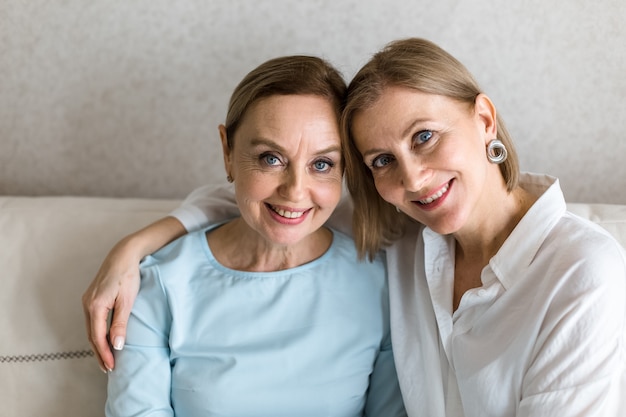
341;38;520;259
224;55;346;148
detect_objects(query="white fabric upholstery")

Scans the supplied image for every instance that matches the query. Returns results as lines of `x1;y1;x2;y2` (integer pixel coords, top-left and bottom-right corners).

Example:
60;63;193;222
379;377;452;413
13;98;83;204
0;196;178;417
1;196;624;416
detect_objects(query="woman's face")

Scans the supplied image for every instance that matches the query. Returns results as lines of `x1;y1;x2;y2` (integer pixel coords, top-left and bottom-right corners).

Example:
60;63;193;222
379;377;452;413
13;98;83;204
351;86;500;235
221;94;343;246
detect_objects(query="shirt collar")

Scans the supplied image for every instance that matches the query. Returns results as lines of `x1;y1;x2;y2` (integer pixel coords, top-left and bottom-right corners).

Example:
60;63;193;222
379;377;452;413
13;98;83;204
490;172;567;289
422;172;566;290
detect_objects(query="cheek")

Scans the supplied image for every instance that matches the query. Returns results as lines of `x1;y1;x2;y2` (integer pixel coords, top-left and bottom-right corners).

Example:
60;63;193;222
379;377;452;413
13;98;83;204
236;173;275;202
371;174;400;204
451;137;486;171
315;178;343;206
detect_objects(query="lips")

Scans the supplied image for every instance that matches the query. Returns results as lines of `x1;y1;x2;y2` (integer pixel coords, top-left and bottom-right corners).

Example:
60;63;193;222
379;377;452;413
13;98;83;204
418;181;450;205
267;203;308;219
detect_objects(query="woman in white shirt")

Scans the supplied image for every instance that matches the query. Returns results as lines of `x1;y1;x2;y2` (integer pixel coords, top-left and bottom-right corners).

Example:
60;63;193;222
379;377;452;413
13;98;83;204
84;38;626;416
339;38;625;416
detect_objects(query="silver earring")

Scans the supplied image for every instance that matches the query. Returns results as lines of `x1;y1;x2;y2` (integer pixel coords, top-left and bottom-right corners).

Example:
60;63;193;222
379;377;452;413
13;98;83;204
487;139;507;164
226;175;233;183
396;206;401;213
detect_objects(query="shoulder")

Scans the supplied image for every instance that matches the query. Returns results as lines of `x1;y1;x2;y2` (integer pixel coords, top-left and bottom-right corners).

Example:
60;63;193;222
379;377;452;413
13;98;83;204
139;229;210;285
330;228;385;263
326;227;386;277
551;212;626;270
537;213;626;300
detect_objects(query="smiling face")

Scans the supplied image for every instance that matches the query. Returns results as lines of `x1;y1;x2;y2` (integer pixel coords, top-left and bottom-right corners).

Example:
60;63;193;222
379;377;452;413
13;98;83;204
221;94;343;246
351;86;503;235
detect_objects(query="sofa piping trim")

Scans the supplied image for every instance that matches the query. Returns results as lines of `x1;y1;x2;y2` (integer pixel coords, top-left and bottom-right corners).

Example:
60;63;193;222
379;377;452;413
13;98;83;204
0;349;94;363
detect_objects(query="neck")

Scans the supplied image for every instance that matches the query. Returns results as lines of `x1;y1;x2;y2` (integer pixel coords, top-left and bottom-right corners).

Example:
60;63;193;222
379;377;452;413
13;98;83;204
207;218;332;272
452;185;536;311
455;186;535;263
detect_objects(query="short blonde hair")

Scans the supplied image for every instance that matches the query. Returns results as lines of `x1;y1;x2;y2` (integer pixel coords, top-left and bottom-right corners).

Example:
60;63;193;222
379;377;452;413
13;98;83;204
341;38;520;259
224;55;346;148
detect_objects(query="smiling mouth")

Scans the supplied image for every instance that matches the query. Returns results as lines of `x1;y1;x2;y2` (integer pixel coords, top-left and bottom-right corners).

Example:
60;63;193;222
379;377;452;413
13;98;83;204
418;182;450;205
268;204;307;219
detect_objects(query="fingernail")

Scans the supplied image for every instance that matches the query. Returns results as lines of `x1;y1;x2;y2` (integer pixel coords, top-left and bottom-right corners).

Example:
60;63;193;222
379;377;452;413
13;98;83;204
100;366;108;374
113;336;125;350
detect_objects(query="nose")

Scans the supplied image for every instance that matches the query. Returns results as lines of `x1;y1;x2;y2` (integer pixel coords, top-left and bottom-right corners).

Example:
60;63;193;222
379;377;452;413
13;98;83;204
278;167;307;202
397;157;429;193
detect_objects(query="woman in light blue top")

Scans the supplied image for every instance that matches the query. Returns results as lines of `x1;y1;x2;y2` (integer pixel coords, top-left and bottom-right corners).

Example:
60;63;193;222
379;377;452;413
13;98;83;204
104;55;406;417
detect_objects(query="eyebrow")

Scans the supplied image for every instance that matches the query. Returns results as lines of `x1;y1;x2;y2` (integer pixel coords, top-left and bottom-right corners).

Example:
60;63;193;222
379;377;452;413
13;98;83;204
401;117;432;138
249;138;341;156
360;117;432;159
361;147;389;159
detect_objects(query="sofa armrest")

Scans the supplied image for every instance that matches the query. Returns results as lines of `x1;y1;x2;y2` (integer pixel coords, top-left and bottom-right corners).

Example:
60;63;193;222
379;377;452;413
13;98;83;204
0;196;179;417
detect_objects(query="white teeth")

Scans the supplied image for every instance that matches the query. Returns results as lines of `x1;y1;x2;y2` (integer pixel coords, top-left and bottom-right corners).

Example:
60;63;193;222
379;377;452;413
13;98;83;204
272;206;305;219
419;183;449;204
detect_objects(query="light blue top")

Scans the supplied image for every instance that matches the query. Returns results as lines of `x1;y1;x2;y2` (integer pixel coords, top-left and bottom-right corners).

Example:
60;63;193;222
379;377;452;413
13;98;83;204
106;224;406;417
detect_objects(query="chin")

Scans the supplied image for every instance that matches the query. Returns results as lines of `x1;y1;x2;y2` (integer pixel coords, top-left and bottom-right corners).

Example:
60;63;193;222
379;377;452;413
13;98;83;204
263;229;311;247
422;215;465;236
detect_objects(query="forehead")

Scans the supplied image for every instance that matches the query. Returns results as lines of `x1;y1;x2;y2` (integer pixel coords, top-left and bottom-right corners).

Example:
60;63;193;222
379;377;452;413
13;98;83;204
356;86;443;119
237;94;341;144
351;86;466;139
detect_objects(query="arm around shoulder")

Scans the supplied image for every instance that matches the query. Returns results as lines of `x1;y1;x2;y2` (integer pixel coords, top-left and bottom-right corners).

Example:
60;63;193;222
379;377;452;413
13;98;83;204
170;183;240;232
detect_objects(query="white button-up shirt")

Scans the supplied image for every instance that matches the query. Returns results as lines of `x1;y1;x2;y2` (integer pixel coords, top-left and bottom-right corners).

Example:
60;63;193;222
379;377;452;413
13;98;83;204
387;173;626;416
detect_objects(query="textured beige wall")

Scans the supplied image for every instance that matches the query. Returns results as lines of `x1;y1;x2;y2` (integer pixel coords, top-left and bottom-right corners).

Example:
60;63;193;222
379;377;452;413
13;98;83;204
1;0;625;202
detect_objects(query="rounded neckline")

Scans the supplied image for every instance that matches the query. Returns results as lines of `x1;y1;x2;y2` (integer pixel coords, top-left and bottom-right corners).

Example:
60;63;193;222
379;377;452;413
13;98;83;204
200;221;338;278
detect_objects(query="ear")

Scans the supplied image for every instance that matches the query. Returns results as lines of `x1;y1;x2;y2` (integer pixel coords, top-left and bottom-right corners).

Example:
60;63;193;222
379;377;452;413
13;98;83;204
474;94;497;143
218;124;233;179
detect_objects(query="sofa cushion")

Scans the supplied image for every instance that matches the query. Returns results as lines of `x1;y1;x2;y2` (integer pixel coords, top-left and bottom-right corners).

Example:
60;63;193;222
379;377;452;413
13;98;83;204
0;196;178;417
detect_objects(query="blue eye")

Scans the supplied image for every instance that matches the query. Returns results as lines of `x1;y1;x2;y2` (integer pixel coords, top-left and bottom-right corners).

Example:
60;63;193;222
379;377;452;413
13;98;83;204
313;159;333;173
371;154;394;169
414;130;433;144
262;153;281;166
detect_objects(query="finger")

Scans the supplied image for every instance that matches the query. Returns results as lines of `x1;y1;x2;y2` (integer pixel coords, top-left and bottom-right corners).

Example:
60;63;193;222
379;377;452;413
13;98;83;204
82;293;109;373
86;294;115;371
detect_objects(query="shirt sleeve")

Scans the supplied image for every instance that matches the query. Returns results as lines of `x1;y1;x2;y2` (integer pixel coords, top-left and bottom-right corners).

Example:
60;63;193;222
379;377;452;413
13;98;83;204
169;182;355;236
364;331;408;417
105;263;174;417
518;240;626;417
169;183;239;232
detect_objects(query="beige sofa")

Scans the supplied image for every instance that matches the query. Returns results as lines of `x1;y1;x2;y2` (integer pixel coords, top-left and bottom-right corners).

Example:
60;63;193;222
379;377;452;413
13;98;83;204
2;195;626;416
